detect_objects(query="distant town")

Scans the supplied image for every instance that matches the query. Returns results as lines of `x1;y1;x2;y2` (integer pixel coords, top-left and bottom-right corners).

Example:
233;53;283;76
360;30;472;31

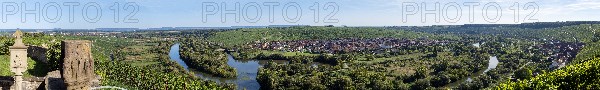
3;21;600;36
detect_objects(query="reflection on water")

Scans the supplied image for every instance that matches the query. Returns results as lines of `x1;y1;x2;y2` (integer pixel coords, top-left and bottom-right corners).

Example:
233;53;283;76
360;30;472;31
171;43;499;89
192;54;291;90
443;43;496;87
169;43;189;71
472;42;485;48
169;43;292;90
484;56;499;72
444;56;499;87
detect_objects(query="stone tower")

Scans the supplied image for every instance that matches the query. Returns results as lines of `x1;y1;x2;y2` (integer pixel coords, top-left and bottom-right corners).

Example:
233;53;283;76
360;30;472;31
9;30;28;90
61;40;94;90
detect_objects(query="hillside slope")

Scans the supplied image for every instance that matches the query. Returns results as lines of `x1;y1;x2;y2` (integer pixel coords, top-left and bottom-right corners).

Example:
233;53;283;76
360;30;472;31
496;42;600;89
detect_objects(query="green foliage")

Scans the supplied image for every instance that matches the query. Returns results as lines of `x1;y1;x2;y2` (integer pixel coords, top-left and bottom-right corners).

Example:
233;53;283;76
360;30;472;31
496;57;600;89
23;57;49;77
0;37;13;55
573;41;600;63
0;34;56;77
538;24;600;43
96;61;232;90
209;27;435;47
61;35;233;89
61;36;137;62
514;68;533;80
93;41;233;90
22;33;56;46
256;43;489;89
0;55;48;77
46;41;62;71
413;79;432;90
3;23;598;89
179;39;237;78
257;62;392;90
497;41;600;89
0;55;12;76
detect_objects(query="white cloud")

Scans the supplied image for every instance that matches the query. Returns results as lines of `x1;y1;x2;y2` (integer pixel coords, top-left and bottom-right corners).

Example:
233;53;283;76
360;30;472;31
536;0;600;16
565;0;600;11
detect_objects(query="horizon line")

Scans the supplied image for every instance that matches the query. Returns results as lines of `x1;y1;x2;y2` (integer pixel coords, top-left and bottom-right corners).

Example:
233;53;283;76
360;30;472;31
1;21;599;30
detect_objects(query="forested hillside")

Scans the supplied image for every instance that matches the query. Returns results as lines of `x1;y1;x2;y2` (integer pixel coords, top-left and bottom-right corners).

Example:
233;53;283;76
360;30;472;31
496;41;600;89
496;56;600;89
209;27;458;47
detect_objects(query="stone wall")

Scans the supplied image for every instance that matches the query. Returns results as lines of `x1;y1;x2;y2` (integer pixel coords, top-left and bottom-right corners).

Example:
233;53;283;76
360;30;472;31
0;76;12;90
27;46;48;63
46;70;65;90
0;76;45;90
23;77;44;90
3;39;98;90
61;40;94;90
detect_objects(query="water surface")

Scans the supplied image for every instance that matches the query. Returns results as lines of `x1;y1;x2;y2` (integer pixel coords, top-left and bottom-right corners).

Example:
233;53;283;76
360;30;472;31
444;56;498;88
169;43;290;90
169;43;189;71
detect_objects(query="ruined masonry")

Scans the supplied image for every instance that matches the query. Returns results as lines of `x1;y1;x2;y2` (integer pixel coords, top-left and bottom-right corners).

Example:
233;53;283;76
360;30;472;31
61;40;95;90
2;30;98;90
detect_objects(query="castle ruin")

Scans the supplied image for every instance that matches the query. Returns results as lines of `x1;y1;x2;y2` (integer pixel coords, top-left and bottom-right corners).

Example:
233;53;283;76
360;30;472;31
1;30;98;90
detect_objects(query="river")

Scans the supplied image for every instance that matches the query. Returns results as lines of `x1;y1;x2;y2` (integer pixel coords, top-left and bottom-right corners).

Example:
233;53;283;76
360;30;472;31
443;43;498;88
169;43;287;90
170;43;498;89
169;43;189;71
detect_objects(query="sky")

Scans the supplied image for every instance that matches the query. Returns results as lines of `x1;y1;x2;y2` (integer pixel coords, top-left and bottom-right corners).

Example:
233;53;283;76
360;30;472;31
0;0;599;29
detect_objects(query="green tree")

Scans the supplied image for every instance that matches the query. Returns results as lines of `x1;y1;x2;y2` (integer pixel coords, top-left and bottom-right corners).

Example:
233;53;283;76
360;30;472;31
46;42;62;71
514;68;533;80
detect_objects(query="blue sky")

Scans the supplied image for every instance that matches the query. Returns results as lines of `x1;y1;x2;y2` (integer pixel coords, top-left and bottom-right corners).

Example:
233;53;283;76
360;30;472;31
0;0;599;29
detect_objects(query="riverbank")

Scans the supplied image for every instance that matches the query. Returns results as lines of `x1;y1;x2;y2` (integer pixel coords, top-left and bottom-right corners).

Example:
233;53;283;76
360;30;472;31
178;40;237;78
170;43;293;90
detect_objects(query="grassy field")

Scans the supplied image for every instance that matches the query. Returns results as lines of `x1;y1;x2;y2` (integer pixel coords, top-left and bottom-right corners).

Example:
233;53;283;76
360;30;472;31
355;53;425;64
0;55;11;76
0;55;48;77
120;42;162;66
121;44;159;61
355;51;484;78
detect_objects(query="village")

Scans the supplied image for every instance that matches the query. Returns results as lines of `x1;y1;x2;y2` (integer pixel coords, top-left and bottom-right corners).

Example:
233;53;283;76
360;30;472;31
531;40;585;69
